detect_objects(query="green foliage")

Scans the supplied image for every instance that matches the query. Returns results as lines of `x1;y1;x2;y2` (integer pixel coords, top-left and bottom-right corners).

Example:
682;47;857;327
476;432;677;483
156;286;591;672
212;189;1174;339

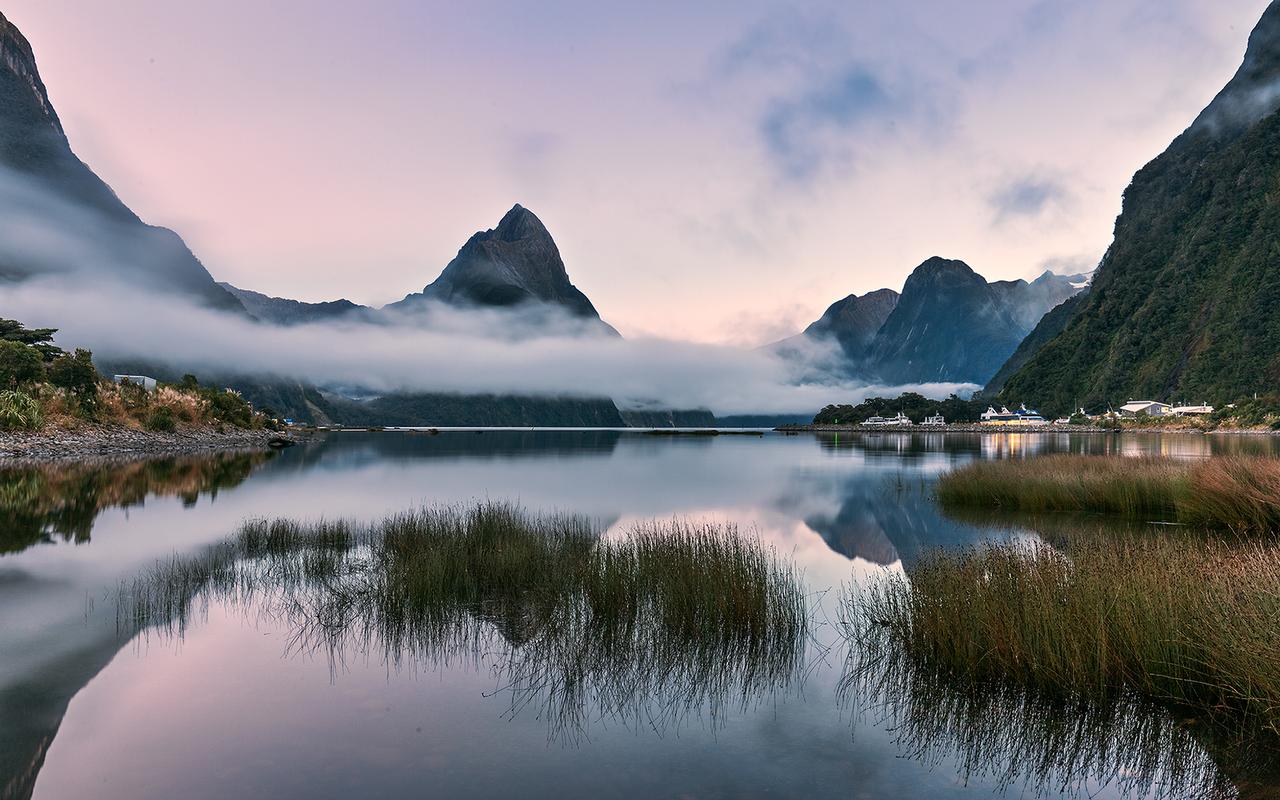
146;406;176;432
0;317;64;362
1212;395;1280;429
47;348;98;405
1003;97;1280;414
0;389;43;431
814;393;986;425
0;340;45;388
199;387;255;427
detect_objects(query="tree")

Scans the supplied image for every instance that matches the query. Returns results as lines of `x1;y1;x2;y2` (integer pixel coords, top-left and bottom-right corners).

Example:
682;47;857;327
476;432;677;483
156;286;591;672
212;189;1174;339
0;340;45;388
48;348;98;404
0;318;64;362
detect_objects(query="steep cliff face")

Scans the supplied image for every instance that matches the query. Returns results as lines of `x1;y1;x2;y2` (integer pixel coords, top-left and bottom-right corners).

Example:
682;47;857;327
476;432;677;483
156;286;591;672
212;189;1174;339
1001;0;1280;412
0;12;244;311
783;258;1082;387
865;258;1026;385
388;204;617;334
801;288;900;360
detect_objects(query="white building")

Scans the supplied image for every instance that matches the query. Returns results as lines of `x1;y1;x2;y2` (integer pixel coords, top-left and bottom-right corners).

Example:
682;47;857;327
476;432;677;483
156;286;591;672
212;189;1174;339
1119;400;1171;417
1171;404;1215;416
113;374;158;392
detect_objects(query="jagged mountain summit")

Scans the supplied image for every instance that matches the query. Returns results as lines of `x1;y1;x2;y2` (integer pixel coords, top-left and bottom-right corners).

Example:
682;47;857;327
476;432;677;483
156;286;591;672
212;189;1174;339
999;0;1280;412
0;12;244;312
801;288;900;360
785;257;1083;386
387;204;618;335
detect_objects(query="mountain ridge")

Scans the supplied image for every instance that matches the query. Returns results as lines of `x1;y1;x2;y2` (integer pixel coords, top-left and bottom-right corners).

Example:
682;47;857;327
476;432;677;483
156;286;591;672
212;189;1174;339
999;0;1280;412
0;11;245;312
783;257;1083;386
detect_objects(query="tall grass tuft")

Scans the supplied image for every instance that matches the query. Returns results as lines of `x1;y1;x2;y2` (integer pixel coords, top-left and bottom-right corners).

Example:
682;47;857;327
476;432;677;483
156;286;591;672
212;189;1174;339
845;536;1280;737
0;389;43;431
937;455;1280;532
119;502;808;736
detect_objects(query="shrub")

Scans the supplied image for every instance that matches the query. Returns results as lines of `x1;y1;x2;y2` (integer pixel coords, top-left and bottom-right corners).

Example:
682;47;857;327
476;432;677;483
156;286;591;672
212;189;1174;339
0;340;45;388
154;386;200;423
48;348;98;406
146;406;176;432
0;389;44;431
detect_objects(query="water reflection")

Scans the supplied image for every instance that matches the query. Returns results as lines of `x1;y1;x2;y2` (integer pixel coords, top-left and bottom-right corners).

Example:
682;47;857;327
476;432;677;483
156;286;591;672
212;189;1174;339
839;502;1280;800
0;451;274;555
120;509;807;744
840;632;1275;800
4;430;1279;799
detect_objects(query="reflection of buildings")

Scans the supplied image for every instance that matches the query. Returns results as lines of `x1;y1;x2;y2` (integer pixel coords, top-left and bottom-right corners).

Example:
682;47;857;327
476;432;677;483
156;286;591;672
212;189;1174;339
1117;435;1212;460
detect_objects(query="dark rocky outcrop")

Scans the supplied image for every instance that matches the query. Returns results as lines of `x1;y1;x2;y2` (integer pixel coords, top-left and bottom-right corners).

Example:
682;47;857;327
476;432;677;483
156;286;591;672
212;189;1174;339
387;204;617;335
218;283;369;325
0;12;244;312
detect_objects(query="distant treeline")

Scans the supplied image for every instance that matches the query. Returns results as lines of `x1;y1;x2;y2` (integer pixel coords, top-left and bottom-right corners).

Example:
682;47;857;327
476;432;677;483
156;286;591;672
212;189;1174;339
813;393;988;425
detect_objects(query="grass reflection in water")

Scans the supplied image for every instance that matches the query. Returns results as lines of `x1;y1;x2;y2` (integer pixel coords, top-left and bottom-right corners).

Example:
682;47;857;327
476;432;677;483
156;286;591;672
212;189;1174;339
118;502;808;739
841;527;1280;800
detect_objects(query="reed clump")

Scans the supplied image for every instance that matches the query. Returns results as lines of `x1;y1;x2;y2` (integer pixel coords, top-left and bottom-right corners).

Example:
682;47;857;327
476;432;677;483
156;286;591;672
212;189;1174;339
847;536;1280;736
936;455;1280;532
119;503;808;736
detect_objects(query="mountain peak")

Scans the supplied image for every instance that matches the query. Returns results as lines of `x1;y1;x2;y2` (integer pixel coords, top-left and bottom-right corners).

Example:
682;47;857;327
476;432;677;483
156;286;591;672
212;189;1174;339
902;257;984;292
490;203;551;244
0;11;62;137
1188;0;1280;136
389;205;617;334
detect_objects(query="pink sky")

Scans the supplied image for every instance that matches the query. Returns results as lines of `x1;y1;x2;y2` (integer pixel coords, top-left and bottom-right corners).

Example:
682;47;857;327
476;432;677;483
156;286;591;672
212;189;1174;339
4;0;1271;342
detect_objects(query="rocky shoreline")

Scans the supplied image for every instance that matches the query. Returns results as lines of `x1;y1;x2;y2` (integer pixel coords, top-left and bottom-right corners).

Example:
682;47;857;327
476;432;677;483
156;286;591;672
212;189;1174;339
777;423;1279;435
777;423;1106;434
0;425;305;462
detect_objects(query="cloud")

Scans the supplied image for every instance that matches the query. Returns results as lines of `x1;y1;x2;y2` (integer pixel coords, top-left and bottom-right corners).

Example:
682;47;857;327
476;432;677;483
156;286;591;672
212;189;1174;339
988;176;1070;223
709;12;947;184
0;161;975;416
8;276;976;416
760;67;899;181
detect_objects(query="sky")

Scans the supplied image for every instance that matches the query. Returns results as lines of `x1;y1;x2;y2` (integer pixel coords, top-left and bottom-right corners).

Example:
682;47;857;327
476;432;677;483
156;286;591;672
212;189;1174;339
4;0;1272;344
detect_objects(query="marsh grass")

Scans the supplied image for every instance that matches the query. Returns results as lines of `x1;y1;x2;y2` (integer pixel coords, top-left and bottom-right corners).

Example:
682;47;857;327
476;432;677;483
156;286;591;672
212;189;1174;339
936;455;1280;532
839;611;1276;800
119;503;807;737
844;536;1280;739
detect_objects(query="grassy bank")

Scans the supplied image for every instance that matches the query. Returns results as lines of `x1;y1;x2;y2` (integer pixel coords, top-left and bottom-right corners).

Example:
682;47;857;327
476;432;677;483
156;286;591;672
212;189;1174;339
0;316;273;433
936;455;1280;532
847;535;1280;736
120;503;807;734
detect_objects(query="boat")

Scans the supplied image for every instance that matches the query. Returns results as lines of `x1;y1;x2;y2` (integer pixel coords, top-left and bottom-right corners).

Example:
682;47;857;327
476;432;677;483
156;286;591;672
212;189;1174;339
863;413;912;427
980;404;1046;425
921;414;945;426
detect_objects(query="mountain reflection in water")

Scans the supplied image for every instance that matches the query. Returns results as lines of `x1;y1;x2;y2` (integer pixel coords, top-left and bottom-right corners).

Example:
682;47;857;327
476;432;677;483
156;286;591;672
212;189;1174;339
4;430;1280;800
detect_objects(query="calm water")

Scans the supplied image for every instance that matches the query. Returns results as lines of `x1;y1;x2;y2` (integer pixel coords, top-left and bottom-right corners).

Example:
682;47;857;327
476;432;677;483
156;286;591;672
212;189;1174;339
3;430;1278;800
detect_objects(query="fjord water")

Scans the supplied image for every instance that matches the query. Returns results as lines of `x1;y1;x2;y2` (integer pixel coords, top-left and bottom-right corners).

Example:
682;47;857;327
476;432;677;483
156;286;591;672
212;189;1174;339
4;431;1279;800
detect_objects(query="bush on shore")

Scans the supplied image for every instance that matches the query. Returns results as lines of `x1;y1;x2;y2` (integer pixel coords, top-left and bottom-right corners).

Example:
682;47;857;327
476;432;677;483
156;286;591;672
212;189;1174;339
0;317;276;433
0;389;44;431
